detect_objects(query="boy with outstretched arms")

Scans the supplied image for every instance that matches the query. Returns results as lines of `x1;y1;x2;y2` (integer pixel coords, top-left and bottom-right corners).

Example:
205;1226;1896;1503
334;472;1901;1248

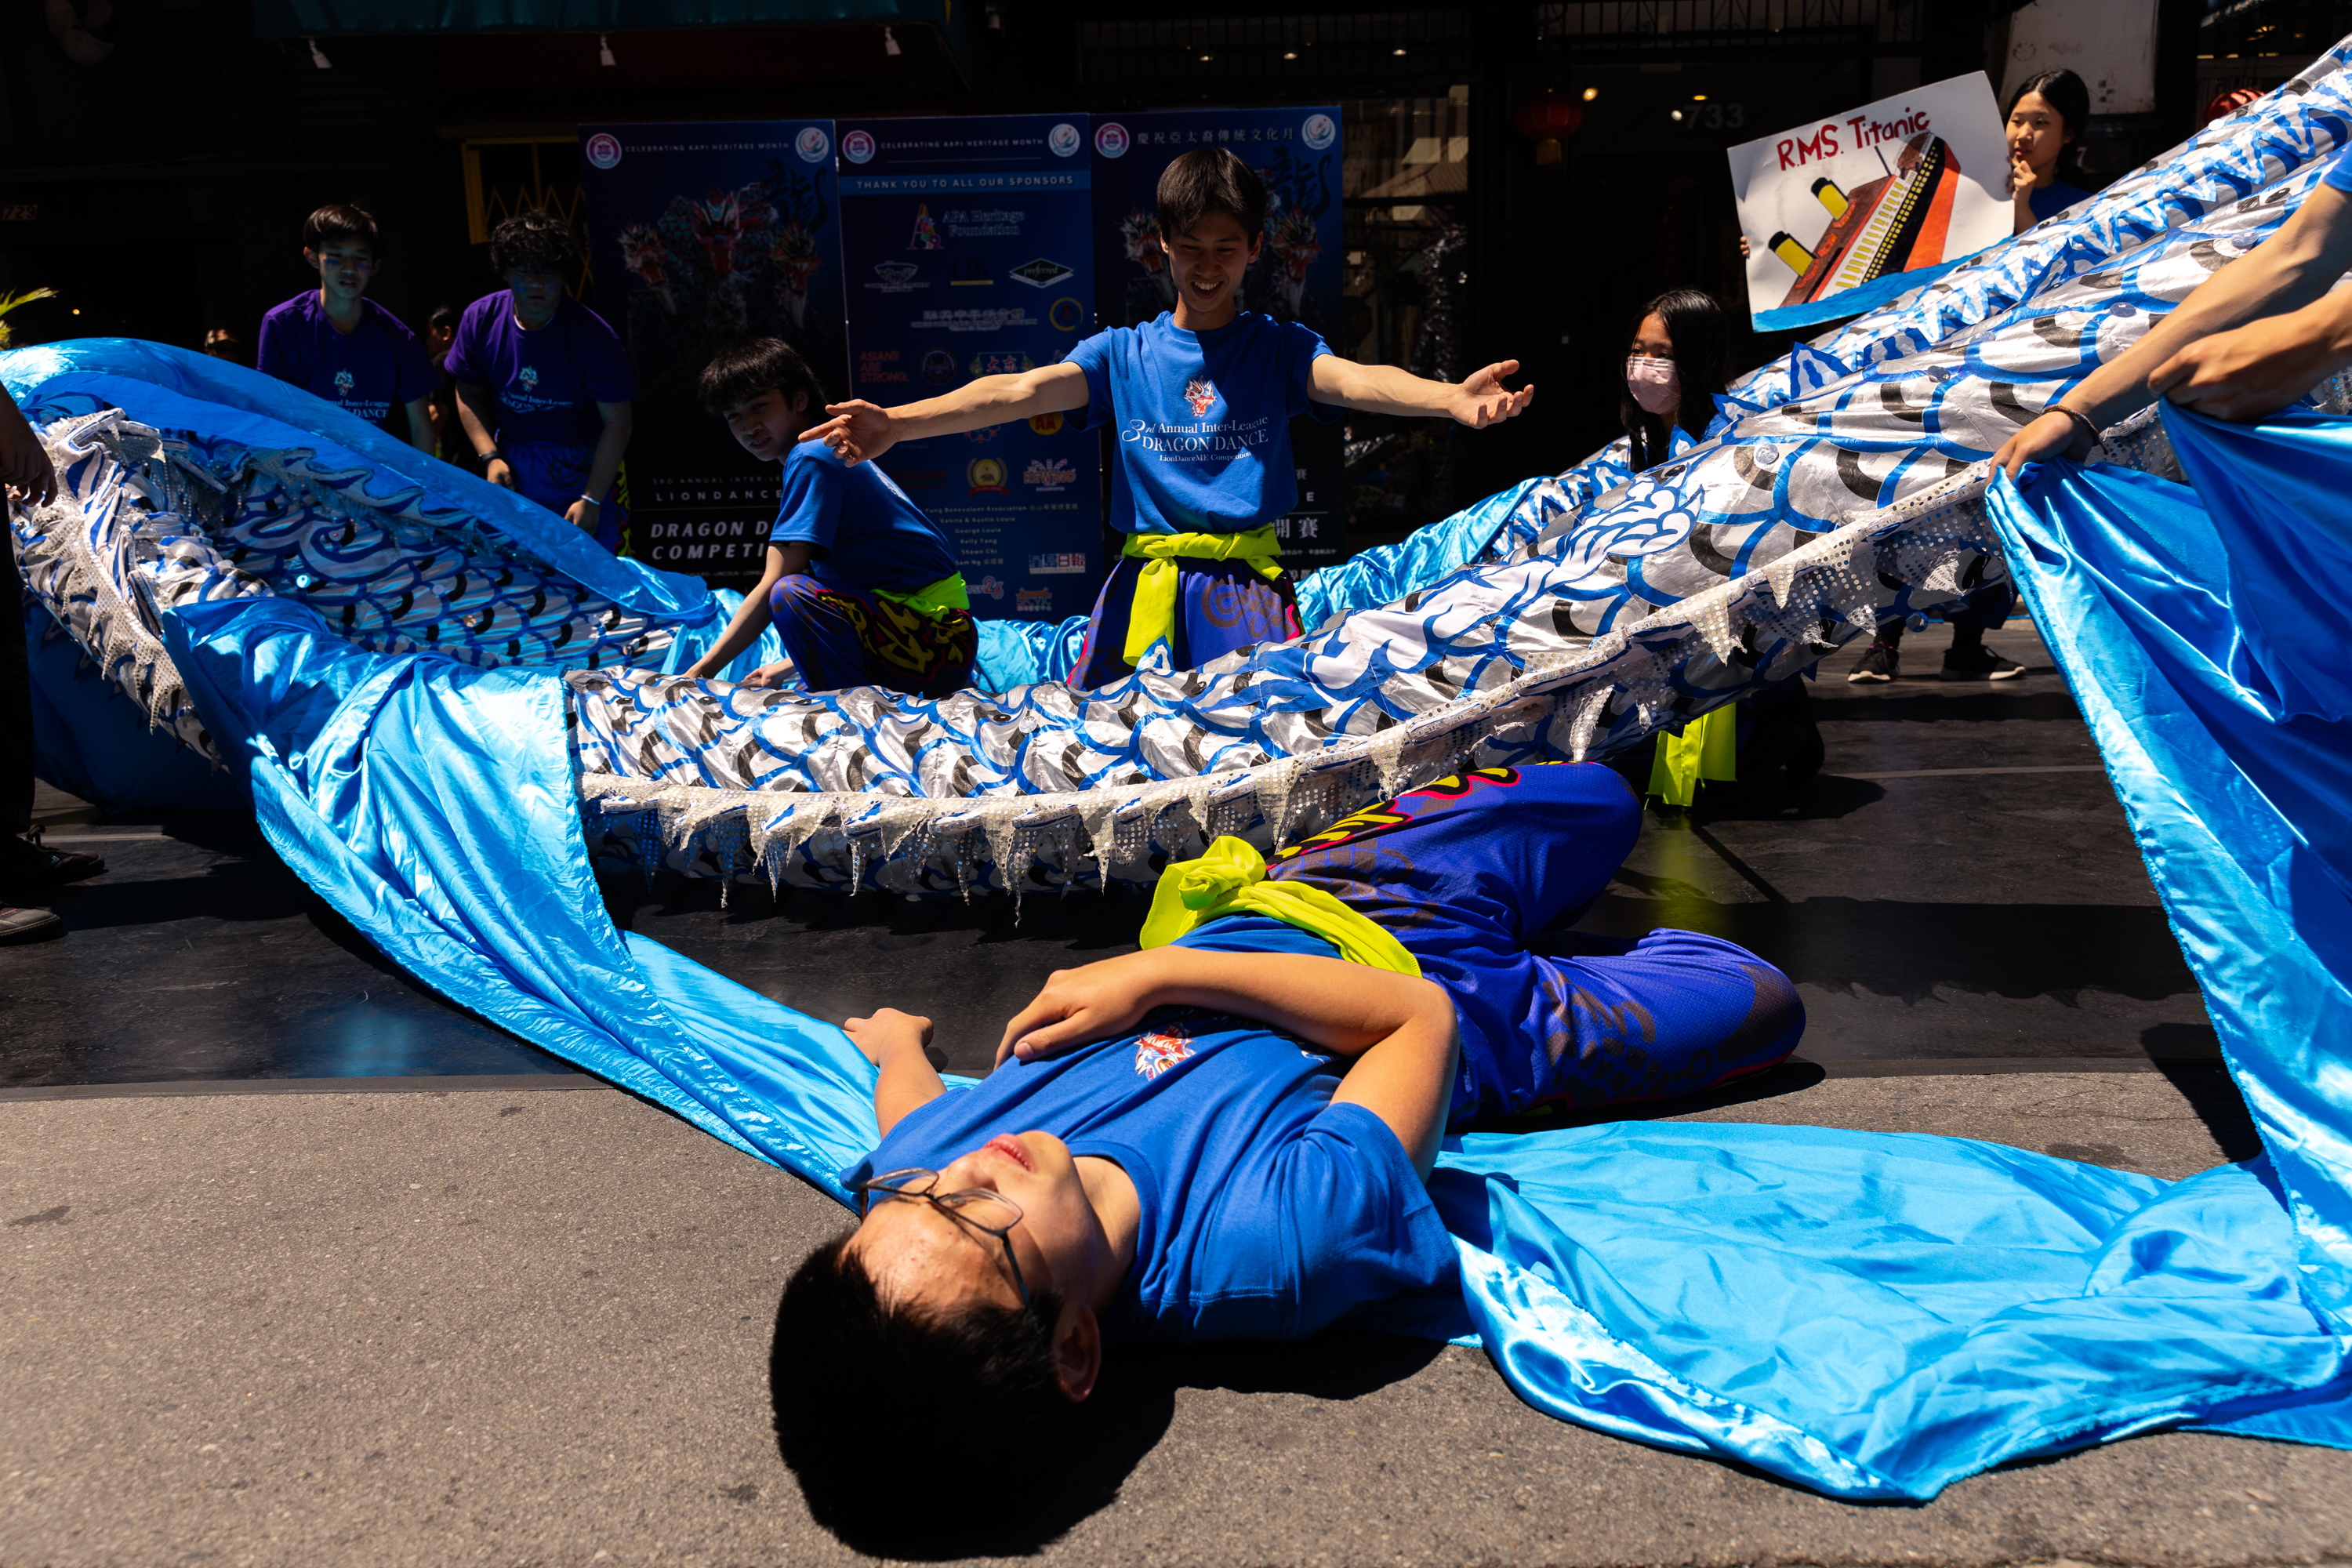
808;147;1534;689
256;205;434;452
771;761;1806;1537
685;340;976;696
446;210;637;553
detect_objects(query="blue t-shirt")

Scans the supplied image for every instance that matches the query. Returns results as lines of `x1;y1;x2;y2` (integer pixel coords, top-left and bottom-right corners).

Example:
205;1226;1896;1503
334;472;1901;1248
1064;311;1343;537
255;292;434;433
770;442;960;595
442;292;637;448
2027;180;2096;223
841;996;1455;1343
2325;146;2352;193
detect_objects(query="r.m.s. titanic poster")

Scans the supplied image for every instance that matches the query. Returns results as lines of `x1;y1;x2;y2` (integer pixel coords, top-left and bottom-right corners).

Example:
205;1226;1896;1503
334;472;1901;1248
1729;73;2010;332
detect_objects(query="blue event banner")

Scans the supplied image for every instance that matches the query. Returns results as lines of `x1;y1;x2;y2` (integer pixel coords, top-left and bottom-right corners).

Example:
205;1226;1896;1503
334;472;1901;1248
835;114;1102;622
579;121;848;587
1087;107;1348;569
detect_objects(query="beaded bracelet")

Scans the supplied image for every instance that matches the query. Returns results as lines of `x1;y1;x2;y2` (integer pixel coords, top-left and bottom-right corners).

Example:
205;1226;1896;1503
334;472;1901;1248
2055;405;2103;452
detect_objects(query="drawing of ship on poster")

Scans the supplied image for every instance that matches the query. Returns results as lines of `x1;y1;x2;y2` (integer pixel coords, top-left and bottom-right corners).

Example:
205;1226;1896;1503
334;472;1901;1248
1767;132;1963;309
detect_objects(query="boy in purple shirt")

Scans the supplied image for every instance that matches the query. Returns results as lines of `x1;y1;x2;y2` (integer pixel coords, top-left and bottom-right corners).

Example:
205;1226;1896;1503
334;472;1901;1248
808;148;1534;689
255;205;434;451
446;210;637;553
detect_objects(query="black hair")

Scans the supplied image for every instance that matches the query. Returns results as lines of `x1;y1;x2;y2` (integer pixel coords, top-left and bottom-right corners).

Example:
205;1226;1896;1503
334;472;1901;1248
1156;147;1267;245
1620;288;1729;471
698;337;826;419
488;209;579;278
427;303;458;333
2008;69;2092;182
303;203;382;256
771;1236;1071;1544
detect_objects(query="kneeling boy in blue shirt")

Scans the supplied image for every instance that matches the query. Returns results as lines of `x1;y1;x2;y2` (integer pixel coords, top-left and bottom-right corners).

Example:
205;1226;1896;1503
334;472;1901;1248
771;761;1806;1535
806;147;1534;690
687;339;976;697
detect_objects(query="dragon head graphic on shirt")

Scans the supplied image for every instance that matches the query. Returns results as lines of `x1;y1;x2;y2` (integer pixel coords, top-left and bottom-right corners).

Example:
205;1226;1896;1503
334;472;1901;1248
1183;376;1218;418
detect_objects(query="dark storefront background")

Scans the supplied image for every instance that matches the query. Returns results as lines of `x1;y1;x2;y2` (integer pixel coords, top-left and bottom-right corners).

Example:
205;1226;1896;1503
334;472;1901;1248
2;0;2335;572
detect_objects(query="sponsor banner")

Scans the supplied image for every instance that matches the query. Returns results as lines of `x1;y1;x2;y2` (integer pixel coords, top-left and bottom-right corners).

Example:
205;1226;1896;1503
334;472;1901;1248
1729;74;2010;331
1089;107;1348;570
837;114;1102;620
580;120;847;586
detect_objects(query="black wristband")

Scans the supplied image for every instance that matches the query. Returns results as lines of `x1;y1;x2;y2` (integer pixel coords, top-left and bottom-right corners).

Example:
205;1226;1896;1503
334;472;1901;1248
2054;405;2102;451
477;445;503;464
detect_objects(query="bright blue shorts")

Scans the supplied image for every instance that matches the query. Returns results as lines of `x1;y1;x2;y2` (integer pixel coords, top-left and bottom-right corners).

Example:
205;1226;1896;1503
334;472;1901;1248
1258;761;1803;1124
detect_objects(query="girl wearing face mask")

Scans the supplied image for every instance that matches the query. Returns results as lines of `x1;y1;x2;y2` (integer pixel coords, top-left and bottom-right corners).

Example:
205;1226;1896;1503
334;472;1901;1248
2005;69;2095;234
1621;289;1728;474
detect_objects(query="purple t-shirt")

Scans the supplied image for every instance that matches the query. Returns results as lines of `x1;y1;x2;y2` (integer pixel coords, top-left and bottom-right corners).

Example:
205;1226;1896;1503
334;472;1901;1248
442;292;637;448
255;292;434;434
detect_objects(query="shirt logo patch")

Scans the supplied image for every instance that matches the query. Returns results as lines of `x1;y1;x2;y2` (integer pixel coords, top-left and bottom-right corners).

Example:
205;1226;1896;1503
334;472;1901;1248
332;368;354;395
1182;376;1218;418
518;365;540;390
1134;1023;1194;1080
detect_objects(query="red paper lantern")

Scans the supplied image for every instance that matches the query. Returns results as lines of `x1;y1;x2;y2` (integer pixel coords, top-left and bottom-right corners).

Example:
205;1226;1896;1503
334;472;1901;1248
1514;89;1583;165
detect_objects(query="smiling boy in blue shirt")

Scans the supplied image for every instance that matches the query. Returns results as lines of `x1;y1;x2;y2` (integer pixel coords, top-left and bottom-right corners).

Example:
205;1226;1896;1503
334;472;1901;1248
808;147;1534;690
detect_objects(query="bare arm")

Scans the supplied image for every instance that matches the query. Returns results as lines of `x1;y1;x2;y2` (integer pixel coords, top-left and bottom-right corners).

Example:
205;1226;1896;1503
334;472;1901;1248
685;541;811;680
1308;355;1534;427
802;361;1091;468
452;382;514;488
401;396;434;455
1995;185;2352;474
996;949;1460;1176
566;401;633;532
847;1009;946;1139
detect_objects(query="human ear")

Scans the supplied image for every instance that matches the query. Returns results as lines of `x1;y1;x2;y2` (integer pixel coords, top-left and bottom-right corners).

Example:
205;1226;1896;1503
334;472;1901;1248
1051;1302;1102;1403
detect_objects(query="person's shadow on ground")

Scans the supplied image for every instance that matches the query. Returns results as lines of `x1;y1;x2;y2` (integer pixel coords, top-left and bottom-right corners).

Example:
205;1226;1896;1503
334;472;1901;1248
818;1328;1446;1559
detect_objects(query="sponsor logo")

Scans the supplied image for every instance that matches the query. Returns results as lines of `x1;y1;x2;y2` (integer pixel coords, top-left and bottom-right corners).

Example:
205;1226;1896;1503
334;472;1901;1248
969;575;1007;601
795;125;831;164
873;261;919;286
1022;459;1078;493
1094;122;1130;159
1027;412;1064;437
1182;376;1217;417
1048;296;1086;332
1017;588;1055;615
920;349;957;384
1047;122;1082;158
950;257;992;286
333;368;355;395
1027;550;1087;574
908;204;943;250
961;424;1000;442
1009;256;1073;289
967;457;1009;495
584;132;622;169
1301;113;1336;150
969;350;1033;378
841;129;876;163
518;365;540;391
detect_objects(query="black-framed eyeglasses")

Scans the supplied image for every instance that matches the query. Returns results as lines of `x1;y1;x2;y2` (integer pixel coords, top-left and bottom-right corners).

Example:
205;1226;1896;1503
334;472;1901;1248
855;1167;1035;1317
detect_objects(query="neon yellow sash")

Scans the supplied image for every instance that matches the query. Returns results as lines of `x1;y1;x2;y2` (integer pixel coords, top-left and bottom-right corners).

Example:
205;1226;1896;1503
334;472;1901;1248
1138;836;1421;977
1120;527;1285;666
873;572;971;619
1646;705;1738;808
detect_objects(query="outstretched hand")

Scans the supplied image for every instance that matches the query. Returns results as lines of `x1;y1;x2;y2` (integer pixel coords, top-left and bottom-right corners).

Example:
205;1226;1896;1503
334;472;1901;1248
1448;361;1534;429
995;952;1167;1068
802;401;896;468
844;1007;934;1067
2147;310;2347;422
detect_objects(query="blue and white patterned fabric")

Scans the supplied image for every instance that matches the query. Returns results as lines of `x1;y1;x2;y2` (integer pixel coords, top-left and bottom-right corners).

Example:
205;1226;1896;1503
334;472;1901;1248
10;41;2352;896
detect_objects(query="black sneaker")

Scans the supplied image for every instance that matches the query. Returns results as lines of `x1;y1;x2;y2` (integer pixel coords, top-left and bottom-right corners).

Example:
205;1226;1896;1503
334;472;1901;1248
1940;646;2027;681
1847;640;1900;683
0;905;62;945
41;848;105;887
